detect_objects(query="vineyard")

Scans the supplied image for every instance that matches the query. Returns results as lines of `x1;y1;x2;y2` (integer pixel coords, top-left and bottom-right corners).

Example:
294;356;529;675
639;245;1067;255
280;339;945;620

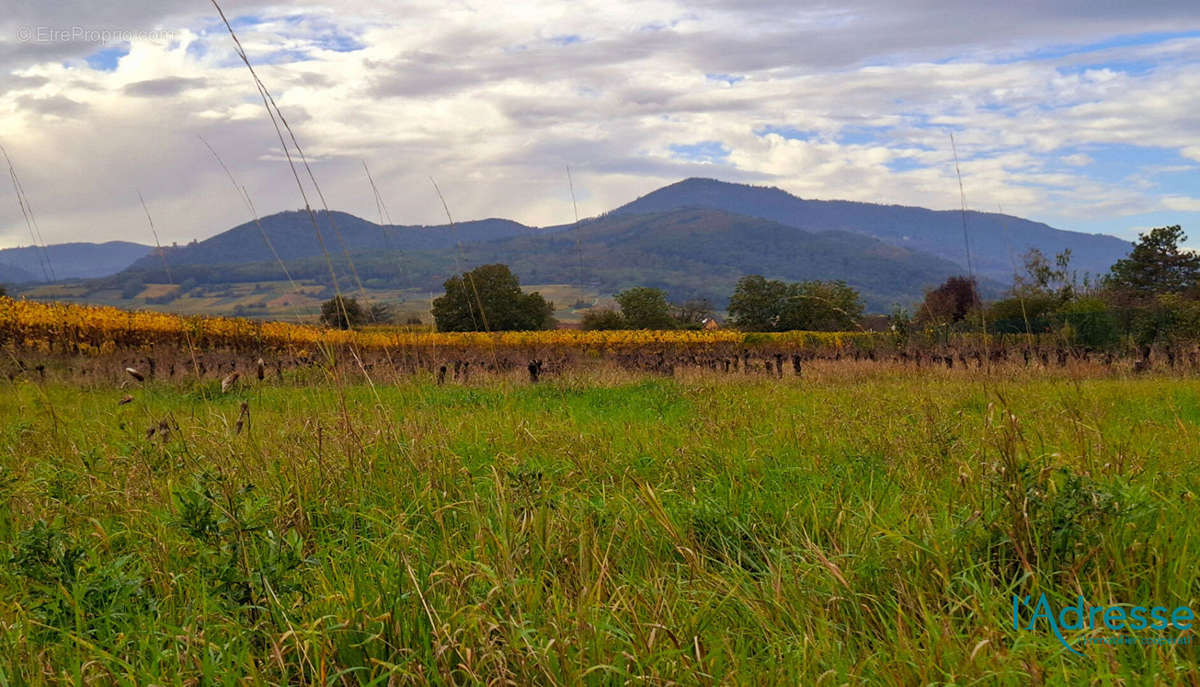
0;297;875;353
2;297;1196;389
2;296;1199;684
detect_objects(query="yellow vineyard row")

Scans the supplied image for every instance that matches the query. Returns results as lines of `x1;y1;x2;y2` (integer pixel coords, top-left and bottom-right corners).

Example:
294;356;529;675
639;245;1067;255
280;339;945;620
0;298;894;355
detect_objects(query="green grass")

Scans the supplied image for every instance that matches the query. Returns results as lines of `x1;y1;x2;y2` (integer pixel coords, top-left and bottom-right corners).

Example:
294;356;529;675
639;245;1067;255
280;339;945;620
0;368;1198;684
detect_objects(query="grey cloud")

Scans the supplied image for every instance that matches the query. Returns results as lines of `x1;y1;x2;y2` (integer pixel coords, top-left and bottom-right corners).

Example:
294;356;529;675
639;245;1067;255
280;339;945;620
3;0;1200;248
15;94;86;117
123;76;208;97
3;73;48;89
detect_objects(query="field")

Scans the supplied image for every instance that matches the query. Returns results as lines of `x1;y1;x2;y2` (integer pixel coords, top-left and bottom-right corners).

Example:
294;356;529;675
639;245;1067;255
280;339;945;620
1;298;1198;684
2;355;1199;684
17;281;614;325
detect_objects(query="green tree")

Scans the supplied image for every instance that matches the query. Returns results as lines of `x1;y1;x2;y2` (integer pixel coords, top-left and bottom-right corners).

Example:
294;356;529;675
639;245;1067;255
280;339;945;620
580;307;626;330
119;277;145;300
1107;225;1200;299
729;276;863;331
728;275;789;331
615;287;676;329
432;264;555;332
986;294;1059;334
777;281;864;331
320;296;367;329
1058;297;1119;348
0;285;7;298
1016;248;1078;301
368;302;394;324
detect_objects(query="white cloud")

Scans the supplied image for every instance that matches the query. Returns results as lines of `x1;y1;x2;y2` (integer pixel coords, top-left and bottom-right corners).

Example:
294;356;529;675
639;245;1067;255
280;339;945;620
0;1;1198;248
1163;196;1200;213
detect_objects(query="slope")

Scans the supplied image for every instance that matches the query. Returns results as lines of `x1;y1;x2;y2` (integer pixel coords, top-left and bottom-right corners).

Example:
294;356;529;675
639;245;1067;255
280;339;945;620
612;177;1130;281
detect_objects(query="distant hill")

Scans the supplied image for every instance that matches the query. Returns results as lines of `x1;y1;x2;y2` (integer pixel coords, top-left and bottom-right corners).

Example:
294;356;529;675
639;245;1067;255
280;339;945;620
453;208;986;310
0;241;152;282
115;208;985;311
126;210;539;270
25;177;1135;313
0;262;37;285
612;178;1130;281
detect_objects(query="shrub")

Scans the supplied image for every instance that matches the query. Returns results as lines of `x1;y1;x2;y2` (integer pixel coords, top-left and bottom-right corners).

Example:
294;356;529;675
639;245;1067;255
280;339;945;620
581;307;626;330
320;296;367;329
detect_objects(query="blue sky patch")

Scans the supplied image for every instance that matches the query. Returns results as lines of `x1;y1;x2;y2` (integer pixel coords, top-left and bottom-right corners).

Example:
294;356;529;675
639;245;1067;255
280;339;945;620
706;73;744;85
755;125;815;141
85;44;130;71
838;126;892;146
886;157;926;173
669;141;731;163
1009;30;1200;65
229;14;266;29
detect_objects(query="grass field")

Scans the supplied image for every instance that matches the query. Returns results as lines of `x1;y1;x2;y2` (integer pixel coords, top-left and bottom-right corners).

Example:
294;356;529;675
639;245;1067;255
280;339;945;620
1;365;1197;684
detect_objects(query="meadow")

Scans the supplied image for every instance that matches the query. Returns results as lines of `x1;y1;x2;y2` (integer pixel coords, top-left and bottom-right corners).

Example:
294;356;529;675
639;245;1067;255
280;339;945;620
1;358;1197;684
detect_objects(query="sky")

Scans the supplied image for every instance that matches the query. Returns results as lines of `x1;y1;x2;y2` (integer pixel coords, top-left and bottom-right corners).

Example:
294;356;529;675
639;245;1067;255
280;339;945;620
1;0;1199;250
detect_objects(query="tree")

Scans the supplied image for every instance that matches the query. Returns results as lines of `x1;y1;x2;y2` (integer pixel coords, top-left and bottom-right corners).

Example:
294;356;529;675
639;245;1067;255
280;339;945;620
119;276;145;300
916;276;979;326
777;281;864;331
728;275;789;331
432;263;555;332
581;307;626;330
320;296;367;329
729;275;864;331
1016;248;1077;301
1107;225;1200;299
0;285;6;298
672;298;714;329
615;287;676;329
368;302;395;324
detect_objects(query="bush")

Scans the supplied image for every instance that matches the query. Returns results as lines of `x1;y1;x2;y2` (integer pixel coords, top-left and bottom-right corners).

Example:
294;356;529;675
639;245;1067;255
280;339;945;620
987;295;1059;334
432;264;555;332
916;276;978;326
320;296;367;329
616;287;676;330
581;308;626;330
1058;297;1120;348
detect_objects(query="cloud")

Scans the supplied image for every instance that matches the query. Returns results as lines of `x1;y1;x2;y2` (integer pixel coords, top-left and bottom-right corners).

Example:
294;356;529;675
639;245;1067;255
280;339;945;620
123;76;208;96
14;93;87;117
1163;196;1200;212
0;1;1198;250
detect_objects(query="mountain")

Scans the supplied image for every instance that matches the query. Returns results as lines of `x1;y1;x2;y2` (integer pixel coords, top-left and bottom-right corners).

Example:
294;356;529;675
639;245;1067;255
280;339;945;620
612;178;1130;281
116;208;983;311
30;177;1135;313
126;210;540;270
0;241;152;282
452;208;985;310
0;262;37;285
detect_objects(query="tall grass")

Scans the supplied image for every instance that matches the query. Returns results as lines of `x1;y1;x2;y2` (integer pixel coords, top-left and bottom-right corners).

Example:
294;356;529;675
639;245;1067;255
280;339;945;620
0;366;1195;684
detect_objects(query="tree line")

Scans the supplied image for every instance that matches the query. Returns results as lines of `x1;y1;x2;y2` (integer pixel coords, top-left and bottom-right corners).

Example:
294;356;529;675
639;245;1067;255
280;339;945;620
310;223;1198;342
906;225;1200;348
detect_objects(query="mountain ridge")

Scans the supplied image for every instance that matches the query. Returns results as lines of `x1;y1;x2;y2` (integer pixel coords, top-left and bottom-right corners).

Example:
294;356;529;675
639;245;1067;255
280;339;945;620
107;207;994;311
4;178;1135;313
0;241;152;282
612;178;1130;281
